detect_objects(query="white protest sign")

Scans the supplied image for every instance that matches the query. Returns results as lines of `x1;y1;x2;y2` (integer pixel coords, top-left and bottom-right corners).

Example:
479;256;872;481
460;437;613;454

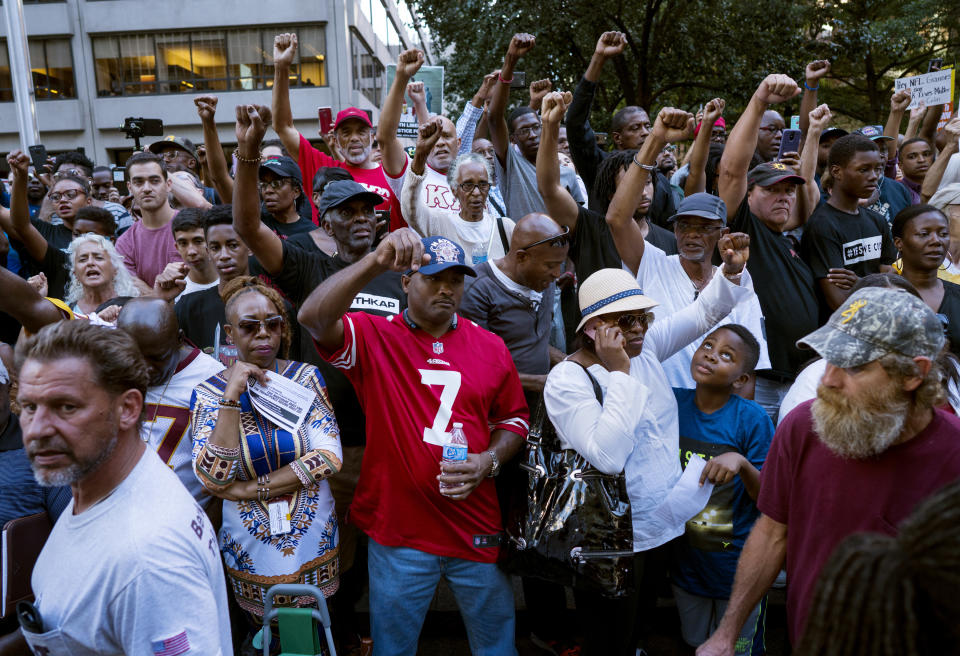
894;69;955;110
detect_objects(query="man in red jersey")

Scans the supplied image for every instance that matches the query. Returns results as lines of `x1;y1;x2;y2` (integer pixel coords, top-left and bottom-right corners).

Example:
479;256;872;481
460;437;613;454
300;229;528;656
271;32;402;228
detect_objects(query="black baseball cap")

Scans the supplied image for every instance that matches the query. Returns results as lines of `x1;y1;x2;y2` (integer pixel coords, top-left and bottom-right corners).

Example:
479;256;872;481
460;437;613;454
748;161;806;188
819;127;849;142
316;180;383;220
148;135;198;161
258;156;303;185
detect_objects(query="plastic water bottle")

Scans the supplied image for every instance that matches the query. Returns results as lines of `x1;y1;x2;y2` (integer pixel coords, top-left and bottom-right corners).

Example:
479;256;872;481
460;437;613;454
440;423;468;489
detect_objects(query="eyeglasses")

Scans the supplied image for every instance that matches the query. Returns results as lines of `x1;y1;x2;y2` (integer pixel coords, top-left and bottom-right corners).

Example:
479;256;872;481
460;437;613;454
236;315;285;336
53;169;84;180
158;150;182;162
758;126;784;134
258;179;293;192
516;226;571;251
457;181;490;194
608;312;654;332
48;189;86;202
674;221;724;235
514;124;542;139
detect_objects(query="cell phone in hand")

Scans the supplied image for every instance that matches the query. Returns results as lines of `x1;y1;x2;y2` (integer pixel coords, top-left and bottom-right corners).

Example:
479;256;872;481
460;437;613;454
112;167;125;183
510;71;527;90
28;145;48;172
318;107;333;134
777;129;802;159
928;58;943;73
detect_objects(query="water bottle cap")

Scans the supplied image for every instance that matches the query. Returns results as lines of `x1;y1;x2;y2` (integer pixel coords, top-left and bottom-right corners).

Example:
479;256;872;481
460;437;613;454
452;422;463;428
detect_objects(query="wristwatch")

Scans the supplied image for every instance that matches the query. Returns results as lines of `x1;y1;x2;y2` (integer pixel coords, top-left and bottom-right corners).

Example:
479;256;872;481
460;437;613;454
486;449;501;477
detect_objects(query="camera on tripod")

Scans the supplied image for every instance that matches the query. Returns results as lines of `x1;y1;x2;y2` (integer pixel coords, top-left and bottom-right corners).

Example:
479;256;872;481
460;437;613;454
120;117;163;149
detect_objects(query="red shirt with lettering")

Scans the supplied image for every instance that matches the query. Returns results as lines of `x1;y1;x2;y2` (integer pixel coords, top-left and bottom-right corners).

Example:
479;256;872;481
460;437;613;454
297;134;405;230
316;311;529;562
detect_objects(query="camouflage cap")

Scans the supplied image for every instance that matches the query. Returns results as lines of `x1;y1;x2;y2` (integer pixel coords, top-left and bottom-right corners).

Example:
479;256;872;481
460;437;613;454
797;287;945;368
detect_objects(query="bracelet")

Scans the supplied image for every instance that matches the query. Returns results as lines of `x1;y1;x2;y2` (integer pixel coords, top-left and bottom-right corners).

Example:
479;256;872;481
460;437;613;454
498;73;513;84
632;152;657;172
804;81;819;91
219;397;241;409
207;443;241;459
292;462;312;487
233;149;262;164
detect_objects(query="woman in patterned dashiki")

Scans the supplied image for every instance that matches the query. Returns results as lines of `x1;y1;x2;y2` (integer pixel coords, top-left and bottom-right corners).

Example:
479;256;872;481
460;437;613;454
190;276;342;618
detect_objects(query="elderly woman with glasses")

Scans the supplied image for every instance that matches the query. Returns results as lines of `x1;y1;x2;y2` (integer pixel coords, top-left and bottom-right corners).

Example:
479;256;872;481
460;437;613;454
191;276;342;623
402;119;515;264
543;238;750;655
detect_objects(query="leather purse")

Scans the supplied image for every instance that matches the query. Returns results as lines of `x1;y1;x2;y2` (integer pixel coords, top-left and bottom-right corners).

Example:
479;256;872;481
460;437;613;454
501;364;635;597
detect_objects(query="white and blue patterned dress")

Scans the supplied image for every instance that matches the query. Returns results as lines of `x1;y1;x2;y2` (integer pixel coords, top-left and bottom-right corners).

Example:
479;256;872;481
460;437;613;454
190;361;342;616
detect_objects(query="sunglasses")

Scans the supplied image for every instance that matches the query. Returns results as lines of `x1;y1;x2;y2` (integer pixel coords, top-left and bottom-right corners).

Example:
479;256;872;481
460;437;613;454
258;179;294;192
517;226;571;251
236;315;285;336
607;312;654;332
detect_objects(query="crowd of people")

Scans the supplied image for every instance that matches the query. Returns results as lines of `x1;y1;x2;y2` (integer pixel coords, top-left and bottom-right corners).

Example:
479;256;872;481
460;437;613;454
0;26;957;656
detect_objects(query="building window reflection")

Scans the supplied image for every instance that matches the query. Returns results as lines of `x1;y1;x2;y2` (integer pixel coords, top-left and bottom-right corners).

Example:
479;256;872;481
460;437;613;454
351;29;383;107
0;36;76;100
93;25;326;96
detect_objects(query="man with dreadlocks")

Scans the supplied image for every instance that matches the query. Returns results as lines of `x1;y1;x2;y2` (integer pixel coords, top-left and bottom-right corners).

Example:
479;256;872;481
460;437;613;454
797;480;960;655
697;287;960;655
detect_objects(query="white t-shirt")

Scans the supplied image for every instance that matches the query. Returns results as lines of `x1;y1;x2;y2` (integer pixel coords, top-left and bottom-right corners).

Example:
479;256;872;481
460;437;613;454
25;448;233;656
175;277;219;303
778;358;825;423
141;348;224;505
633;244;771;389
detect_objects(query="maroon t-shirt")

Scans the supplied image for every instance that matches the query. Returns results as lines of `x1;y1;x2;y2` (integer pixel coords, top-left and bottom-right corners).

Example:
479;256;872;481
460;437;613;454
758;400;960;641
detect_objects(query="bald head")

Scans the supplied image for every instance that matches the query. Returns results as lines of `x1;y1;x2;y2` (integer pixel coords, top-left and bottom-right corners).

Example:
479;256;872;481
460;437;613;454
117;297;182;386
510;213;565;253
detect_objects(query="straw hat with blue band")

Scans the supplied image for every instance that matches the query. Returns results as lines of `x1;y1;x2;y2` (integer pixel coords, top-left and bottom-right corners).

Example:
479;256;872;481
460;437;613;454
576;268;659;332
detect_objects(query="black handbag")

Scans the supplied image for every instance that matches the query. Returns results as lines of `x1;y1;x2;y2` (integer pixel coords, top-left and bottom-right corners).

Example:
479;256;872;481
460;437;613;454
501;364;635;597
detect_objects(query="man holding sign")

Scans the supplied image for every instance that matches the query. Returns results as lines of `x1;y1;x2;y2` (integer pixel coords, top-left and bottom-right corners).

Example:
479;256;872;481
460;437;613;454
301;230;528;656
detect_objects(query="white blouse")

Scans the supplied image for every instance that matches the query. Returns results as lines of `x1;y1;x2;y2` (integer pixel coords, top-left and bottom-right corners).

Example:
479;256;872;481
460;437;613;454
544;272;750;551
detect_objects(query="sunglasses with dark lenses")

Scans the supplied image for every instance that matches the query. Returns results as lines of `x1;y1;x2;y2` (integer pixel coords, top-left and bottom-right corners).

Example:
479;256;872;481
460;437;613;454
517;226;571;251
610;312;653;332
236;315;285;336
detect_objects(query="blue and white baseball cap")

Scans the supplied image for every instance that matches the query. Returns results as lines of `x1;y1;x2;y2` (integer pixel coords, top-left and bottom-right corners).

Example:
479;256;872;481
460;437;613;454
417;236;477;277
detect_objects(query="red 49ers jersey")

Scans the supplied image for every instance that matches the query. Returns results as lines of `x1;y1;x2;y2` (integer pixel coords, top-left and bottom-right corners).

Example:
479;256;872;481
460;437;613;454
318;311;529;562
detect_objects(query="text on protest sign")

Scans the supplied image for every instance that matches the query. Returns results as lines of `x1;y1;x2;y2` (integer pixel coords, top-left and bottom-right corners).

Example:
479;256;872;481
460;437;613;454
894;69;955;109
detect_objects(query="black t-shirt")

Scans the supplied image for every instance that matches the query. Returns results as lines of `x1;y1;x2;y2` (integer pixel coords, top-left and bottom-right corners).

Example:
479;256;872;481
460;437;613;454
41;246;70;301
801;204;896;278
33;219;71;251
11;220;72;280
569;205;678;284
175;286;228;352
730;198;820;378
266;240;407;447
261;211;317;239
938;280;960;356
647;221;678;255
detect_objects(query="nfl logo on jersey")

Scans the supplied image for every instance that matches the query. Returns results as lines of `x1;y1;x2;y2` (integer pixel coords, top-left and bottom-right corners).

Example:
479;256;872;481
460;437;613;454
433;342;444;354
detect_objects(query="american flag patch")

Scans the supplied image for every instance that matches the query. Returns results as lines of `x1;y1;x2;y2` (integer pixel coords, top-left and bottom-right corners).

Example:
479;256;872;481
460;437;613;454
152;630;190;656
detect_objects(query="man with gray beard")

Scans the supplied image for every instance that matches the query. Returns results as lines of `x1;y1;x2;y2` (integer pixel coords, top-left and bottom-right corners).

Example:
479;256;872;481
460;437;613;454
697;287;960;656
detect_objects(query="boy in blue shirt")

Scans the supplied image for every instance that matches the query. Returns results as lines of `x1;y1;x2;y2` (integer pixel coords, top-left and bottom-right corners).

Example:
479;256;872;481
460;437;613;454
672;324;774;655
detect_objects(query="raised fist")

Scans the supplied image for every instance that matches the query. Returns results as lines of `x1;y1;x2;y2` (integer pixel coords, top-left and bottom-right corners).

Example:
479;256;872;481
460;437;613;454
273;33;298;67
595;31;627;59
194;95;218;121
890;88;912;113
805;60;830;83
507;33;536;59
652;107;695;143
528;79;553;110
397;48;425;79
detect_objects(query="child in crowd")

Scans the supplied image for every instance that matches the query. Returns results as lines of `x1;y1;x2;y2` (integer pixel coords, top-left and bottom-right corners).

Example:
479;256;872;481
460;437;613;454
672;324;774;655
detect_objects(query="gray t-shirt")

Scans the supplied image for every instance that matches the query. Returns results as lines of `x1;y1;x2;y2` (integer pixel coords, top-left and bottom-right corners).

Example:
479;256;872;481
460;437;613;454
496;144;585;220
25;448;233;655
460;259;555;377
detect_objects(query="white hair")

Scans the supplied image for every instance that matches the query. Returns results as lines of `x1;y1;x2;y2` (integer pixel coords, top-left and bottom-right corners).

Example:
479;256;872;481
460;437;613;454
65;233;140;306
446;152;493;189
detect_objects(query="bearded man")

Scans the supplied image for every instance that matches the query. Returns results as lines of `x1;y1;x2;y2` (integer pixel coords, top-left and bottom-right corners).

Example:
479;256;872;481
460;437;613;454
696;287;960;656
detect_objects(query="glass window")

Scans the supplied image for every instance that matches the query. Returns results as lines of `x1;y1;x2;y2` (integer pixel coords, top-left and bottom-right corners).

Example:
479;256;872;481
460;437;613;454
351;30;383;107
190;31;227;91
370;1;389;47
43;38;75;99
0;45;11;101
91;25;326;96
297;26;326;87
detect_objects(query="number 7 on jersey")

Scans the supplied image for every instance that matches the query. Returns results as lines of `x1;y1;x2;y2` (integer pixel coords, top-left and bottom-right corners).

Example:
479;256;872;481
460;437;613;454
419;369;462;446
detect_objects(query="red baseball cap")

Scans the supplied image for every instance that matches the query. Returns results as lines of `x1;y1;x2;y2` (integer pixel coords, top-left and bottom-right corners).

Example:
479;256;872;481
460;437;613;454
334;107;373;130
693;117;726;137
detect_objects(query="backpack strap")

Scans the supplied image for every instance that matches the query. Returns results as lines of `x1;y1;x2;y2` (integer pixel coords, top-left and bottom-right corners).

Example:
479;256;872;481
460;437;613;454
496;216;510;253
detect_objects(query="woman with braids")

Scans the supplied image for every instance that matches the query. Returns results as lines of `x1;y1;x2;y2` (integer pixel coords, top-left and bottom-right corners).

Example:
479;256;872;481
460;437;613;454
190;275;342;621
797;480;960;655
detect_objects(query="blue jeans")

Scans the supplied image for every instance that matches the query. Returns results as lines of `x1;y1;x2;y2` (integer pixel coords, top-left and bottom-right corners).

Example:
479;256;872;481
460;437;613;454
367;538;517;656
